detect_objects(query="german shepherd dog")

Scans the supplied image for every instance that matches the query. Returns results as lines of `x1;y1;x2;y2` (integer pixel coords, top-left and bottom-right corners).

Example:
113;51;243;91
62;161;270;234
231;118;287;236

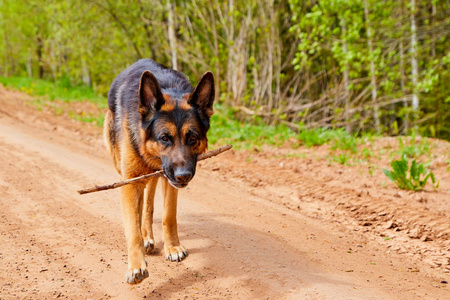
104;59;214;284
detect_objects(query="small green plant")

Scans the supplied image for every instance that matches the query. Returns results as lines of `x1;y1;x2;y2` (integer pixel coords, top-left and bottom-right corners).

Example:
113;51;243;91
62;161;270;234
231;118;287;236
368;165;376;177
361;147;376;161
333;153;350;165
382;154;439;191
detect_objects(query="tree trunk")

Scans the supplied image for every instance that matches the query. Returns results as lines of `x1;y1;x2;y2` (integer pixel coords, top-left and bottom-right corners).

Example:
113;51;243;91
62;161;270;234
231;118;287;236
82;58;91;86
208;1;220;100
226;0;234;105
399;38;409;133
341;19;351;133
167;0;177;71
26;50;33;78
430;0;436;57
266;0;274;112
399;0;408;133
410;0;419;115
37;37;44;79
363;0;380;133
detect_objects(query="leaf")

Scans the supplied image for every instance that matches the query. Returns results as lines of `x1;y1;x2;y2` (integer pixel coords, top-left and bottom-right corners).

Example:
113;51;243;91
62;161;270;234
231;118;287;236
420;173;432;188
382;169;394;182
392;156;408;176
404;179;415;190
410;160;419;182
382;155;439;191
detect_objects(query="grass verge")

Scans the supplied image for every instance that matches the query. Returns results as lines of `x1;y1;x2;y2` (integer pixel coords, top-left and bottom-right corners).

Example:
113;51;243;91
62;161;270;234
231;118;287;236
0;76;435;167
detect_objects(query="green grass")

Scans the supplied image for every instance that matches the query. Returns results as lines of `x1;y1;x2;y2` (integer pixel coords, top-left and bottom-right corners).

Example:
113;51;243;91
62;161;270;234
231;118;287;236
209;108;369;151
393;134;432;159
0;76;440;166
330;132;358;153
362;147;374;160
208;105;297;150
333;153;351;165
68;111;105;127
0;76;368;152
0;76;107;108
297;127;338;147
0;76;107;127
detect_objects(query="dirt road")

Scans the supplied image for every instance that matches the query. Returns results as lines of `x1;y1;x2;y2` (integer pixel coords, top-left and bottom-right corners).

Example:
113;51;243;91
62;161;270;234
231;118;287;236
0;87;448;299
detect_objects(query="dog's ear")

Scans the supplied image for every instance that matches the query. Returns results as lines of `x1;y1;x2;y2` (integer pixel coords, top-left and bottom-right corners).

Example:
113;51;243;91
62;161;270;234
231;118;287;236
189;72;215;119
139;70;165;119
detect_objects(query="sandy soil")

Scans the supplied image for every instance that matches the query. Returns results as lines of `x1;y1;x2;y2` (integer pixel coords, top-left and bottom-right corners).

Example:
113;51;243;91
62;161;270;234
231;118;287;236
0;85;449;299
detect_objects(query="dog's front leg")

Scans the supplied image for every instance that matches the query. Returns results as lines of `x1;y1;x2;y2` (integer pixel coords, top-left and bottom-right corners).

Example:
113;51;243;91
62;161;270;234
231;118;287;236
142;178;158;253
121;183;149;284
161;178;187;262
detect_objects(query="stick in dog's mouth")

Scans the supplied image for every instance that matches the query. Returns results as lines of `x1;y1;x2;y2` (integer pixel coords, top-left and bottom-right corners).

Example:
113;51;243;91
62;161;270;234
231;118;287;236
77;145;232;195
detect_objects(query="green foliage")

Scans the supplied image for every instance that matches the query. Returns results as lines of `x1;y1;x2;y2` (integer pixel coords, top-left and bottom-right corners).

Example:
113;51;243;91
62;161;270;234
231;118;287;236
362;147;374;160
208;105;296;150
382;154;439;191
394;135;432;159
288;0;449;140
297;127;360;151
330;131;358;153
70;112;105;127
368;165;377;177
0;0;448;140
297;127;341;147
333;153;350;165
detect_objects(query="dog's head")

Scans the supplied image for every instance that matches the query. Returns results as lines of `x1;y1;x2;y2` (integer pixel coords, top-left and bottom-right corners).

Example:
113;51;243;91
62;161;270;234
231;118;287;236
138;71;214;188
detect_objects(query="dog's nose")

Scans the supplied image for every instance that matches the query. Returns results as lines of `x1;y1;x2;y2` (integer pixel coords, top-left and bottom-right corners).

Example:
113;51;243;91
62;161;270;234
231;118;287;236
174;169;193;183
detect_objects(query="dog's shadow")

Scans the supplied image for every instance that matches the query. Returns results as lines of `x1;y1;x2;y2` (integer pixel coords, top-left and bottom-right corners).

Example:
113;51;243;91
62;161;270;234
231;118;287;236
142;212;359;298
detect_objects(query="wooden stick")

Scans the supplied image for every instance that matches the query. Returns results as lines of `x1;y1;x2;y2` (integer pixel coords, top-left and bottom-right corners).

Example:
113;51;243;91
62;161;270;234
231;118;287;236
78;144;232;195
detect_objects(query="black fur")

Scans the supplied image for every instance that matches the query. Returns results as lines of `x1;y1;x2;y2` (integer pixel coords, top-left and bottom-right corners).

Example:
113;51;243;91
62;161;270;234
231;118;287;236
108;59;193;112
107;59;212;176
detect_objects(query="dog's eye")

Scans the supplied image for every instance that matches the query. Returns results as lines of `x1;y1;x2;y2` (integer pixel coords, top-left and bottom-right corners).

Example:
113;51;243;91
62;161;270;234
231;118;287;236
160;136;170;142
188;136;197;145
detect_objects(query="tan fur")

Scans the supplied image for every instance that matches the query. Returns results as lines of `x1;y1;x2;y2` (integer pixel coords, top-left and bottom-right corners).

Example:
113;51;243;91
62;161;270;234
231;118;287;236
161;94;191;112
160;95;176;112
161;178;186;259
178;96;192;110
141;178;158;253
105;63;214;285
103;110;190;284
180;122;207;154
103;110;121;174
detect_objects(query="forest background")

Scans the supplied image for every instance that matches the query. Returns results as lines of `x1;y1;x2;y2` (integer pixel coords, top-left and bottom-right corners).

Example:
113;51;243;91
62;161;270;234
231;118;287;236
0;0;448;139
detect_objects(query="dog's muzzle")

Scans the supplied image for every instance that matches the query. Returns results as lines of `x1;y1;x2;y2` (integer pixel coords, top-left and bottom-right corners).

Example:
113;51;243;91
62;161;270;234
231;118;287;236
164;167;194;189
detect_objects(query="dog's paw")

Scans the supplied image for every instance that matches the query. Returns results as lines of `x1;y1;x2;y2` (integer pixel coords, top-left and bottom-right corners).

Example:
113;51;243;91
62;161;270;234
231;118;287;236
125;260;149;284
164;244;187;262
144;239;155;254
